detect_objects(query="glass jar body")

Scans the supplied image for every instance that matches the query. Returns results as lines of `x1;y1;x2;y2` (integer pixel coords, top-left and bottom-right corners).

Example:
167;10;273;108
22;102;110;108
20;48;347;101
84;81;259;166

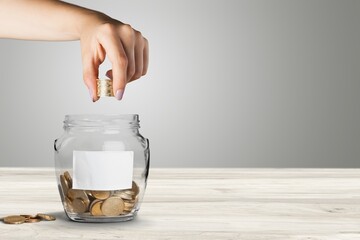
54;114;149;223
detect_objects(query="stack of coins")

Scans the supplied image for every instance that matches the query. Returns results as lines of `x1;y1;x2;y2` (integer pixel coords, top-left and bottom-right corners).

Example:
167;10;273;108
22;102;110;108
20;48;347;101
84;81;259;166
1;214;56;224
97;79;114;97
59;171;139;217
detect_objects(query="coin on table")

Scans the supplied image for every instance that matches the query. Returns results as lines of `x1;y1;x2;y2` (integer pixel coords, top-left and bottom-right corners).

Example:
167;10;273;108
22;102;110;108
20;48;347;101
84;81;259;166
71;198;88;213
101;197;125;216
3;215;26;224
25;217;41;223
36;213;56;221
91;191;111;200
20;214;35;219
90;200;103;216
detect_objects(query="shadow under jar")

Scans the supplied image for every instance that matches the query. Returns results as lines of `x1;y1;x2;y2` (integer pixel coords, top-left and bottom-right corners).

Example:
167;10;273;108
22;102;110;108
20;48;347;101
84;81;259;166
54;114;150;223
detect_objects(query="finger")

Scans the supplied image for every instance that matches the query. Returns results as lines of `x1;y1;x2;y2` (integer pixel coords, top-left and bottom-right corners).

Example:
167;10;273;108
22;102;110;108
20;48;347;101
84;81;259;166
106;69;113;79
110;44;128;100
82;56;100;102
98;27;128;101
142;37;149;75
119;24;135;82
129;31;144;82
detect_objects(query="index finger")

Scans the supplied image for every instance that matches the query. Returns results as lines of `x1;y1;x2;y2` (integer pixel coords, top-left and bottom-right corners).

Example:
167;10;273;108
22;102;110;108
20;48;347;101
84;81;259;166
99;33;128;100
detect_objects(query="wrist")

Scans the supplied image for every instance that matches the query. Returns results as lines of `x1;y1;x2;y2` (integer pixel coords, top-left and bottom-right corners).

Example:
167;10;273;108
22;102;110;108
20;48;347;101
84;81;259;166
77;10;114;38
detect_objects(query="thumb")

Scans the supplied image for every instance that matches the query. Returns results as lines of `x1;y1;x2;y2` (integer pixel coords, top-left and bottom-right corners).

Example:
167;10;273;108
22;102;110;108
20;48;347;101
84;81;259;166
83;59;99;102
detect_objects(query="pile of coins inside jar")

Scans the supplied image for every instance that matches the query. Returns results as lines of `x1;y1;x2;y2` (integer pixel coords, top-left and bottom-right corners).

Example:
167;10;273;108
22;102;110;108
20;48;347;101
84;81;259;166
60;171;139;217
1;213;56;224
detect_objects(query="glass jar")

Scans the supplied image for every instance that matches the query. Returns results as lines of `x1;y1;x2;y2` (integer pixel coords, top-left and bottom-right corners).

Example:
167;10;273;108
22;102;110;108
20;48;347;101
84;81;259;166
54;114;150;223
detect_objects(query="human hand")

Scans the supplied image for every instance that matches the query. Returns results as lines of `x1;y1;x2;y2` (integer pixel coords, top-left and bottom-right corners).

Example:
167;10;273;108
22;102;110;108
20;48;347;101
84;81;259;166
80;14;149;102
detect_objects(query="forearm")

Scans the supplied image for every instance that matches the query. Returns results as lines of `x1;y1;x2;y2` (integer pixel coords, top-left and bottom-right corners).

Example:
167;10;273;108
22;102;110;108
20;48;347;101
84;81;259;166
0;0;149;102
0;0;108;40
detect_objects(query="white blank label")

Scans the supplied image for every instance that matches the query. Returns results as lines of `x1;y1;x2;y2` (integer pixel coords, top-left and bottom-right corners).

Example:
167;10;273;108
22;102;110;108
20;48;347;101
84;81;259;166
73;151;134;191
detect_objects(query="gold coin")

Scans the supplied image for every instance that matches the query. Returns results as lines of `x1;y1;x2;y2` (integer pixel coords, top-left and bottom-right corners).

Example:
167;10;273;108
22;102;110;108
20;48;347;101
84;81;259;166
71;198;87;213
123;201;135;209
67;189;89;202
101;197;124;216
123;190;136;196
64;171;72;188
123;200;135;212
132;181;140;196
85;190;93;197
90;200;103;216
91;191;111;200
121;210;131;215
113;191;133;200
3;215;26;224
65;196;74;212
97;79;114;97
124;206;134;212
20;214;35;219
134;195;139;204
36;213;56;221
67;189;90;211
60;175;70;195
25;218;41;223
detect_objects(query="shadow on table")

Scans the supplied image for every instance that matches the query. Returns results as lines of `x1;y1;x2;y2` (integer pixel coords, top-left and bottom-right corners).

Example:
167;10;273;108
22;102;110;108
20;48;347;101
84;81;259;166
48;211;69;222
47;211;152;227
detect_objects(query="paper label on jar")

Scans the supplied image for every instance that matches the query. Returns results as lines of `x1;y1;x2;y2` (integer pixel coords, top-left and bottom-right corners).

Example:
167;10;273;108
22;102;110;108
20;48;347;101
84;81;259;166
72;151;134;191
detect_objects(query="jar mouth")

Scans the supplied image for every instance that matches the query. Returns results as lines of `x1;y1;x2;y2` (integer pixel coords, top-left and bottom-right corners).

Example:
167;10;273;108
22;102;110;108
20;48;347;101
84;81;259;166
64;114;140;129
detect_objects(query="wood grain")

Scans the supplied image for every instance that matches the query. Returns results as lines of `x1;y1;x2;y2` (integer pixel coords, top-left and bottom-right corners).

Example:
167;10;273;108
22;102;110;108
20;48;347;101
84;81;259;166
0;168;359;239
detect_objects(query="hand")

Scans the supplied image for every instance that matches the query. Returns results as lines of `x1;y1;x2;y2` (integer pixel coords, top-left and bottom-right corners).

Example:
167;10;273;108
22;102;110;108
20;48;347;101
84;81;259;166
80;15;149;101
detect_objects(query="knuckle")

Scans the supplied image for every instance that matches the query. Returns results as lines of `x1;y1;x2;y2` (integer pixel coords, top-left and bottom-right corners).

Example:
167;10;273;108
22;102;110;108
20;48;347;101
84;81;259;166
119;55;128;68
121;24;133;32
100;22;117;34
127;64;136;77
120;24;135;38
135;31;145;45
134;67;143;78
132;71;142;80
135;30;142;38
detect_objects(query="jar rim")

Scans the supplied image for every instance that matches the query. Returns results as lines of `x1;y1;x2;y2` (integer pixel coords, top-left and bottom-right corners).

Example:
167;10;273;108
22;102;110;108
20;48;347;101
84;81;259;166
65;114;138;119
64;114;140;129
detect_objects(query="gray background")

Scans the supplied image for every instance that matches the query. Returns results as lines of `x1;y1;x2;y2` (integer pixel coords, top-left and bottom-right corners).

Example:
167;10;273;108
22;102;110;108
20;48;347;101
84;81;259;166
0;0;359;168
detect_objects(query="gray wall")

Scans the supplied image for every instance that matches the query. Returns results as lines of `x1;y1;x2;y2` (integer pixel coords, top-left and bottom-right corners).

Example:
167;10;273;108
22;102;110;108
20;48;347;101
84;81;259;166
0;0;359;167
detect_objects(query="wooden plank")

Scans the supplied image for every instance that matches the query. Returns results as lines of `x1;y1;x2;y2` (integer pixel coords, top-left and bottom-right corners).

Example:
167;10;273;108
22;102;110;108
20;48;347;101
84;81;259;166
0;168;359;239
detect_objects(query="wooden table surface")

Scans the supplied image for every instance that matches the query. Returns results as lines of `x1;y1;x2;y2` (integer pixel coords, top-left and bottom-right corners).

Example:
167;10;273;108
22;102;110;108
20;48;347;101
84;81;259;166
0;168;359;240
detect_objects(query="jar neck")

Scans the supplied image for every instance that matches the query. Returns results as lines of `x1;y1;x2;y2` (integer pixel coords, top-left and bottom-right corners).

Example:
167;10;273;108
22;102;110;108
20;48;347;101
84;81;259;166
63;114;140;133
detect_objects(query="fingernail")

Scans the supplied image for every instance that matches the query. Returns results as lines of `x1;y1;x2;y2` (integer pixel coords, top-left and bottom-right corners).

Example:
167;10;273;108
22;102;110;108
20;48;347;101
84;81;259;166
89;88;95;102
115;89;124;101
